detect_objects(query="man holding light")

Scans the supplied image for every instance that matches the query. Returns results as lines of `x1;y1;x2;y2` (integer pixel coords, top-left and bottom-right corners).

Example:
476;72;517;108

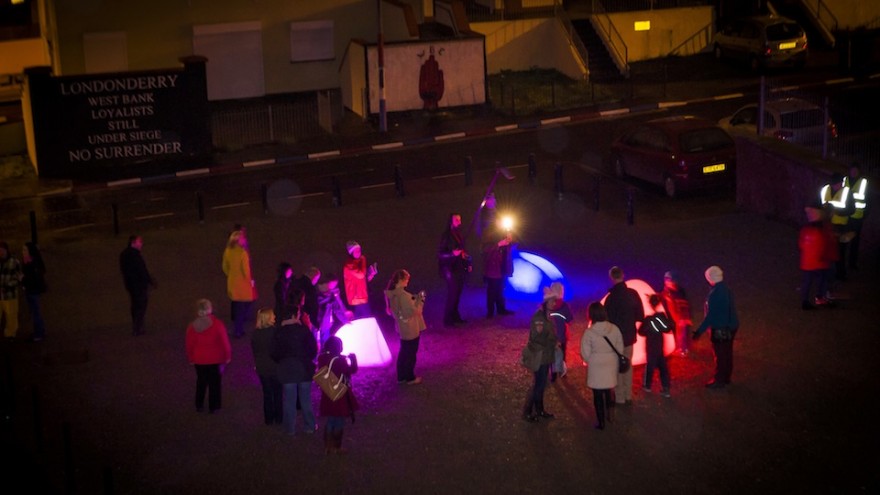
482;215;515;318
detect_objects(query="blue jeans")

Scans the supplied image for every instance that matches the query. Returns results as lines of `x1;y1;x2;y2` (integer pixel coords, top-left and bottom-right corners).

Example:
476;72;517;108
325;416;346;433
282;382;315;434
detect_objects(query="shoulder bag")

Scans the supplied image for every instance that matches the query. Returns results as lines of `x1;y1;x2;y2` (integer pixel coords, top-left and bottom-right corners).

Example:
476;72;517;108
313;356;349;402
603;335;631;373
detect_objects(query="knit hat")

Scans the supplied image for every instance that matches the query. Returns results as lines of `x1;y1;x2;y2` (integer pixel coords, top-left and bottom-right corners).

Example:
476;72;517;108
543;282;564;302
705;266;723;284
346;241;360;255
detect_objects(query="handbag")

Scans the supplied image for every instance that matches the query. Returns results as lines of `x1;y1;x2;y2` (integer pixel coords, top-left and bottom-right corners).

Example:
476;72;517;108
313;356;349;402
519;344;542;372
603;336;631;373
711;327;734;342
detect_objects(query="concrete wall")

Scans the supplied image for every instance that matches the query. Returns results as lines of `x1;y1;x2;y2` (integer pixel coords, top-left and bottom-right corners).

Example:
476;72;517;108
605;7;715;62
735;133;877;249
811;0;880;31
472;18;585;78
50;0;422;95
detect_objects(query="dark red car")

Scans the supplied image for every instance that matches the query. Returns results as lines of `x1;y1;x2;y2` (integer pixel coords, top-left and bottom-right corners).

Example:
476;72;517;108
610;116;737;197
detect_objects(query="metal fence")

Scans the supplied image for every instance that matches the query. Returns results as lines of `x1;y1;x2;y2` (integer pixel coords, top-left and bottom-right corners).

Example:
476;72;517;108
209;91;341;151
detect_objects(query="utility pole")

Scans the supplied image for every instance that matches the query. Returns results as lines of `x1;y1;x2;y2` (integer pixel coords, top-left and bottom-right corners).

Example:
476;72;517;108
377;0;387;133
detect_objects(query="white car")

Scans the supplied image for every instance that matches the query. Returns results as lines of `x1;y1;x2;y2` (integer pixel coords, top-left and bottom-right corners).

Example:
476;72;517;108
718;97;837;145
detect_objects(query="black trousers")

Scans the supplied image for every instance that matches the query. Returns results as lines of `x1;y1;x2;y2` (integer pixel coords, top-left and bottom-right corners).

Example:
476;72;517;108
712;338;734;384
397;336;420;382
194;364;222;412
258;374;283;425
592;388;612;425
443;271;466;324
485;277;507;316
129;290;148;335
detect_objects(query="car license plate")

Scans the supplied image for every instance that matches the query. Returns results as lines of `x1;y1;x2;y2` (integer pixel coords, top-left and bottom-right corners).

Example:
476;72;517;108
778;42;796;50
703;163;725;174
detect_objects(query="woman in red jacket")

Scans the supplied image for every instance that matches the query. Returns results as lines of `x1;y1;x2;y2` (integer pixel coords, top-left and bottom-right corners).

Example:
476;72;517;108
186;299;232;413
798;207;830;310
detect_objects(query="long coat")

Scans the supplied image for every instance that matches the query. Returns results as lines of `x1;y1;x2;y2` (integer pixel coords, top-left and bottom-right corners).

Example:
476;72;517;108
384;286;426;341
222;245;254;302
527;309;558;365
580;321;623;390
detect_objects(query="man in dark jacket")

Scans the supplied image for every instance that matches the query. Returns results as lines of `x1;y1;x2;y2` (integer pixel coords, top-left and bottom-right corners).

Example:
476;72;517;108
437;213;471;327
604;266;644;405
693;265;739;389
482;225;514;319
119;235;156;336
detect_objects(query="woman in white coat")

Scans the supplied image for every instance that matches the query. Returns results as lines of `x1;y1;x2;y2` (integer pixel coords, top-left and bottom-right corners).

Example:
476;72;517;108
580;302;624;430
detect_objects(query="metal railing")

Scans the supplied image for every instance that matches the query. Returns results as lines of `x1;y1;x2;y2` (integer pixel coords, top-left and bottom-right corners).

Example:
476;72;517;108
800;0;838;47
667;21;713;57
591;1;630;77
555;6;591;79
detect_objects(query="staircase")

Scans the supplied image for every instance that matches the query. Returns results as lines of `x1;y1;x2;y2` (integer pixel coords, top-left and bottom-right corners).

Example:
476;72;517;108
572;19;622;81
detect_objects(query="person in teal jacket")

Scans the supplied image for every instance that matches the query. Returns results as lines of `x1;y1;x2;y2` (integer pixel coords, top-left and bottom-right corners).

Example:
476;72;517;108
692;266;739;389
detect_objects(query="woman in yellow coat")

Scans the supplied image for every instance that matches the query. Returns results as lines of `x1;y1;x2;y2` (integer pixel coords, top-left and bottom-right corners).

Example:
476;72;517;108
222;230;255;338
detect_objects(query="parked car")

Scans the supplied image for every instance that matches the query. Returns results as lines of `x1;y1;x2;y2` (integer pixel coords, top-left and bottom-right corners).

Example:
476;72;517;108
713;15;808;71
610;116;737;198
718;97;837;145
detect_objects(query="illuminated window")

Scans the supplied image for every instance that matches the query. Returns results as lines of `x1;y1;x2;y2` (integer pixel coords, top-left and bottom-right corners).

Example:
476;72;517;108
634;21;651;32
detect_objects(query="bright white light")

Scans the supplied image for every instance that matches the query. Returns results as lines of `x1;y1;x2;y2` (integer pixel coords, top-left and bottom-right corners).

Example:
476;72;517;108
500;215;514;231
333;317;392;367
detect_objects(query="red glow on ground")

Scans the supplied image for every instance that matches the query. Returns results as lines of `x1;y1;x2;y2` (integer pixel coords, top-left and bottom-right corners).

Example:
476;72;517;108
600;279;675;365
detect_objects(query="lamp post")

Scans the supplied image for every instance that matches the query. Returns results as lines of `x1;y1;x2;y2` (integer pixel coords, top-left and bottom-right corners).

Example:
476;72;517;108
463;166;515;240
377;0;387;133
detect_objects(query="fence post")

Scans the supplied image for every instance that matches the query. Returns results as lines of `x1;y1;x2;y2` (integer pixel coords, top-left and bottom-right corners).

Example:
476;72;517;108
394;165;405;197
331;176;342;207
528;153;537;184
111;203;119;236
626;187;635;225
554;162;564;200
511;87;516;116
261;183;269;214
551;79;556;108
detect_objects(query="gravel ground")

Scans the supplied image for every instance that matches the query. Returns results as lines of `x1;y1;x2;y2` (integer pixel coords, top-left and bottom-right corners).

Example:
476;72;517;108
2;172;879;494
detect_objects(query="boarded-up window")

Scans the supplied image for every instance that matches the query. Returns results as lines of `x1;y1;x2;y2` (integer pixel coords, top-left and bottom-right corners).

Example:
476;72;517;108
289;20;334;63
193;21;265;101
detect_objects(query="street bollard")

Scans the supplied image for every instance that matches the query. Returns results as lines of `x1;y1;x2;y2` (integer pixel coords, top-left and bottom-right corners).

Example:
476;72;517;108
528;153;537;184
196;192;205;224
331;176;342;207
464;156;473;186
111;203;119;236
29;211;37;245
626;188;635;225
261;183;269;214
593;175;601;211
394;165;405;197
554;162;564;200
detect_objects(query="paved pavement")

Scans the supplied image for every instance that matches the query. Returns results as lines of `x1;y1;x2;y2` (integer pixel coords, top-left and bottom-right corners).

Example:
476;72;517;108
1;50;878;493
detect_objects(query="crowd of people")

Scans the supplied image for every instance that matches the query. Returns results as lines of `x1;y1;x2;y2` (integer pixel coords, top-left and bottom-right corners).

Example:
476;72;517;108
800;164;869;310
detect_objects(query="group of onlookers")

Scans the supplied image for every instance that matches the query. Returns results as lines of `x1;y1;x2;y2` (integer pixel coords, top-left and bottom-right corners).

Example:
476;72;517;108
523;264;739;429
800;164;868;310
0;240;47;342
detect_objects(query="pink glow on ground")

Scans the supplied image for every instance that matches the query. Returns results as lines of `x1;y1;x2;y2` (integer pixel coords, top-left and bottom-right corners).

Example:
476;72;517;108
334;317;393;367
600;279;675;365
